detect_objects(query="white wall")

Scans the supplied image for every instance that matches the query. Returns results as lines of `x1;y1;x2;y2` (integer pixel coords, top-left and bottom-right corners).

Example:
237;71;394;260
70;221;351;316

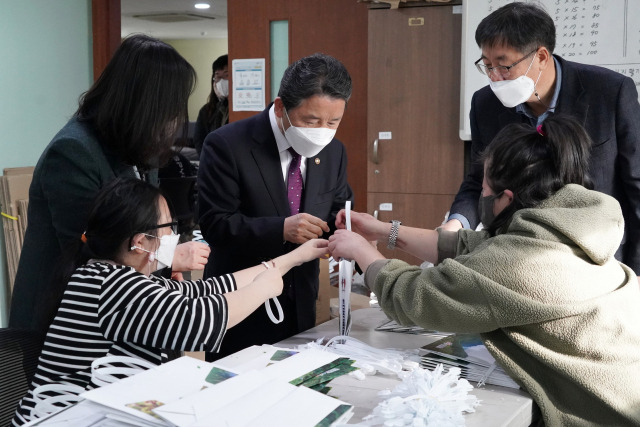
0;0;93;326
163;38;229;121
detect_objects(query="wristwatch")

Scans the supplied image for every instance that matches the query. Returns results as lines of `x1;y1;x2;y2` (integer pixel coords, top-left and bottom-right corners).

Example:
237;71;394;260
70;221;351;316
387;220;401;250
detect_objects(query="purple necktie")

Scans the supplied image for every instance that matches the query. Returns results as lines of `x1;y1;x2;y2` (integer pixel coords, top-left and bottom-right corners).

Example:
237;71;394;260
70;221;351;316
287;147;303;215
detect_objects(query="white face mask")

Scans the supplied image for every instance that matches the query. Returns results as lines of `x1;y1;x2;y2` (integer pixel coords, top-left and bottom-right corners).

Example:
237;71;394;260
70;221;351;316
155;233;180;270
281;109;337;158
215;79;229;98
489;55;540;108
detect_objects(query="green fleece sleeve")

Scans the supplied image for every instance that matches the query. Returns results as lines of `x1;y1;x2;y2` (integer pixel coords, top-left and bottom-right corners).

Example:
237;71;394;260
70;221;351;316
372;259;501;333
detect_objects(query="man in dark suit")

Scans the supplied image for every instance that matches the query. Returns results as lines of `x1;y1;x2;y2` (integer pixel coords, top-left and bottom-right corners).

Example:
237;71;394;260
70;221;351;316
198;53;354;359
443;2;640;276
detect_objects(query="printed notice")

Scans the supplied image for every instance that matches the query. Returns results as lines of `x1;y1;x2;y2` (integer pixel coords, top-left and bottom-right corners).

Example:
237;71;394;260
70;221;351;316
232;58;266;112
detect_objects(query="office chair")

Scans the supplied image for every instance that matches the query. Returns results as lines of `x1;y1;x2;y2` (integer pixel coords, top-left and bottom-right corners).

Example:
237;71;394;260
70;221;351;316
0;328;45;426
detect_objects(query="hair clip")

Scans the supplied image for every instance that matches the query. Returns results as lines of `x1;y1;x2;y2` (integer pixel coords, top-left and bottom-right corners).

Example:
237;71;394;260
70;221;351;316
536;124;545;136
81;232;88;243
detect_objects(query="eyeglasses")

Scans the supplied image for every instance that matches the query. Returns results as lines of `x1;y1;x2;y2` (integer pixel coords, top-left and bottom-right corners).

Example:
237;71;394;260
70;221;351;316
475;49;537;79
144;221;179;235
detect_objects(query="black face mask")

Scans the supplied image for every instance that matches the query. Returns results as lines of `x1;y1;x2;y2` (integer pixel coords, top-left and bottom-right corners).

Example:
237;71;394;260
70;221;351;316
479;191;504;227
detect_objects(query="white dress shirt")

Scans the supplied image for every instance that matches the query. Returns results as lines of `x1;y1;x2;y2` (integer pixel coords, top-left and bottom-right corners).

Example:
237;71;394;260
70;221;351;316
268;104;307;184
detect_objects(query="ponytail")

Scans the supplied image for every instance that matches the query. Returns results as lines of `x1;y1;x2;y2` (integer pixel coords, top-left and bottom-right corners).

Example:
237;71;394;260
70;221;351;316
482;114;593;235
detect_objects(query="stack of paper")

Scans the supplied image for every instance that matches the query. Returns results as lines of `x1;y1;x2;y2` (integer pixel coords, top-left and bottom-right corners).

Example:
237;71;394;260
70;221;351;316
0;167;34;292
155;370;352;427
375;318;452;338
420;334;520;389
76;349;355;427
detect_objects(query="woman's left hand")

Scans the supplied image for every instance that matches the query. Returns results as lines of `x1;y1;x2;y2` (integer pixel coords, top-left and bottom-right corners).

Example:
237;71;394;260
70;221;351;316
172;241;211;271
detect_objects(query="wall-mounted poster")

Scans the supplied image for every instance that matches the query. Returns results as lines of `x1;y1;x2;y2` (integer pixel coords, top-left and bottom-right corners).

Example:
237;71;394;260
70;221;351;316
232;58;266;112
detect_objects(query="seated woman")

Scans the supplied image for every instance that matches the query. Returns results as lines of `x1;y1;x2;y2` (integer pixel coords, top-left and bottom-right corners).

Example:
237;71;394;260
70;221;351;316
328;115;640;426
13;178;328;426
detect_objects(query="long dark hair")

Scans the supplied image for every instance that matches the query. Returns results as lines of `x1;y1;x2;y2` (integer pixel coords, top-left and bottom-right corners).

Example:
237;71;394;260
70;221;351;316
481;115;593;235
44;178;167;327
203;54;229;130
76;34;196;170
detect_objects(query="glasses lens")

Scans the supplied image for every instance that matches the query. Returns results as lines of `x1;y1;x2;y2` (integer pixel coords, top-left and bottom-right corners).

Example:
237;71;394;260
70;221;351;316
495;66;510;78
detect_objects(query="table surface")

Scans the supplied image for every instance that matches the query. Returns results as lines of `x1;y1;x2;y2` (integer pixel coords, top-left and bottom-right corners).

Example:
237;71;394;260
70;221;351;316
276;308;533;426
26;308;533;426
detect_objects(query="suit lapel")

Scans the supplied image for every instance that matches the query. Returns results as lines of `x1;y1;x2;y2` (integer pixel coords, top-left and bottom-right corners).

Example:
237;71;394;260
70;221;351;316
555;56;589;125
250;109;290;217
301;149;327;214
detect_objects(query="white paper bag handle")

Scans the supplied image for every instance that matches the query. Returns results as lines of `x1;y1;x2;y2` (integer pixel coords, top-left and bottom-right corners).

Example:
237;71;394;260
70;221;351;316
261;261;284;324
90;355;157;387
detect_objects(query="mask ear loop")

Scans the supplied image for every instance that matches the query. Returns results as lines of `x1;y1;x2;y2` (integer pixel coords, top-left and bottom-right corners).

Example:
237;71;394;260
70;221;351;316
130;233;158;276
261;261;284;324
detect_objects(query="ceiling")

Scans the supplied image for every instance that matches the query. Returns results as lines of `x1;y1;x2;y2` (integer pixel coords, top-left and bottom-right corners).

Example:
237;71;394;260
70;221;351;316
121;0;228;40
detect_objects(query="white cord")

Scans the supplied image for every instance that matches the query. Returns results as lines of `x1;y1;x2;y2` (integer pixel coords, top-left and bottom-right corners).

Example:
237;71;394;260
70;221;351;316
261;261;284;324
265;297;284;324
91;355;157;387
31;384;85;419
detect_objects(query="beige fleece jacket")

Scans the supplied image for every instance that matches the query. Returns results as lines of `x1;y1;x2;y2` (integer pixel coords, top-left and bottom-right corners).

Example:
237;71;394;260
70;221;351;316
367;185;640;426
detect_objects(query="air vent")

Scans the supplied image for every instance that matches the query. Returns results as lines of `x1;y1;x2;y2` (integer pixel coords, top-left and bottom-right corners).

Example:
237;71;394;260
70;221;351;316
132;13;216;23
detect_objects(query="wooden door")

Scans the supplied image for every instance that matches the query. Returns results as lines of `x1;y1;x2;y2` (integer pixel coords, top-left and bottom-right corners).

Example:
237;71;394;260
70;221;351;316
227;0;369;212
367;5;463;264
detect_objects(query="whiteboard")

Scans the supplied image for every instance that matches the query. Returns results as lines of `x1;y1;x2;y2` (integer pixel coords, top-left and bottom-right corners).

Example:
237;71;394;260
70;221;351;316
459;0;640;141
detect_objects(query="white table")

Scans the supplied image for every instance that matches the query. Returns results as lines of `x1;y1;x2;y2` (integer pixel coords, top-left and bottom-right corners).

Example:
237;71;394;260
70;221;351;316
276;308;533;426
26;308;533;426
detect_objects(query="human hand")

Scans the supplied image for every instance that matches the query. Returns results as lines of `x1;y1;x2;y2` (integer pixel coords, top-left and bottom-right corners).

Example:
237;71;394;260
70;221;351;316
335;209;386;242
273;239;329;276
253;267;284;299
283;213;330;244
293;238;330;263
440;219;463;232
171;271;185;281
328;229;381;263
172;241;211;272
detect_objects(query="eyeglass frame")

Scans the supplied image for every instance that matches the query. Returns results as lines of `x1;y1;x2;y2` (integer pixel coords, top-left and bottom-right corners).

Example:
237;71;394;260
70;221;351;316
474;48;538;79
128;221;178;251
138;221;179;236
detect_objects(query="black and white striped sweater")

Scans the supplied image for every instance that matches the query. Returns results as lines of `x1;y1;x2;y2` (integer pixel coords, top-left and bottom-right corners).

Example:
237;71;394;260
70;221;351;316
12;261;235;426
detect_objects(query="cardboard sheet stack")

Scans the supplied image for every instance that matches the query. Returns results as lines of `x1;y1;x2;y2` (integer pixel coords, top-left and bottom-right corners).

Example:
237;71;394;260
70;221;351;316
0;167;34;293
420;333;520;389
25;347;355;426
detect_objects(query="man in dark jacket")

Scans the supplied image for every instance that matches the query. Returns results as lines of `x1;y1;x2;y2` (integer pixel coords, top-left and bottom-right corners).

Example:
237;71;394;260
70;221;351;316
198;53;354;359
443;2;640;276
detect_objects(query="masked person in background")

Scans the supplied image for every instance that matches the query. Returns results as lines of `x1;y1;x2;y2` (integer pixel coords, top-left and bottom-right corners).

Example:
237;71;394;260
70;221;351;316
329;115;640;426
194;54;230;157
12;178;329;426
441;2;640;280
198;53;354;360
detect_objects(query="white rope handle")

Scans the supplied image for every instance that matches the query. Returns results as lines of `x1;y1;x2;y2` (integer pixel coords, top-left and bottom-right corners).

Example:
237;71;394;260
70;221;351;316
261;261;284;324
31;384;85;419
91;355;157;387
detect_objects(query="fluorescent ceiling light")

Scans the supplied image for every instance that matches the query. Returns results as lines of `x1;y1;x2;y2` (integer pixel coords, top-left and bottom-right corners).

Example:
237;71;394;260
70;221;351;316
195;3;210;9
